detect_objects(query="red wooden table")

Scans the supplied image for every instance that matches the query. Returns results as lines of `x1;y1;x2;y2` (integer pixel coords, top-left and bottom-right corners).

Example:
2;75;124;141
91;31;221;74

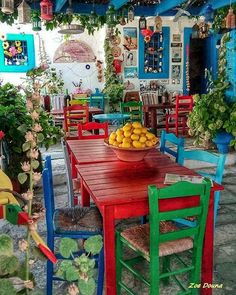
76;152;223;295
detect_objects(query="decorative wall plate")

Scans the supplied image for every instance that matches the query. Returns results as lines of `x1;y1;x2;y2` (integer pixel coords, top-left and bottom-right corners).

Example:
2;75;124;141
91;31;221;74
111;46;121;58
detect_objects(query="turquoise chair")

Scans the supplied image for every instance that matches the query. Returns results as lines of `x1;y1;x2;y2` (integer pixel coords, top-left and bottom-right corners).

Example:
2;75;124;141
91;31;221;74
176;149;226;227
90;88;105;111
160;130;185;163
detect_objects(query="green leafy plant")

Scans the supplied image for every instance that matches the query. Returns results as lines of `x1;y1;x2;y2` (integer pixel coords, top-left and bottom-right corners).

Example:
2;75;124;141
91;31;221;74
56;235;103;295
188;33;236;149
212;4;236;33
103;39;124;112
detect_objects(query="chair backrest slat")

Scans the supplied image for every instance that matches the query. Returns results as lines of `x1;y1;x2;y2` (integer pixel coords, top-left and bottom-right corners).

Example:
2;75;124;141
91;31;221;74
160;130;184;163
78;122;109;140
159;206;202;221
120;101;143;123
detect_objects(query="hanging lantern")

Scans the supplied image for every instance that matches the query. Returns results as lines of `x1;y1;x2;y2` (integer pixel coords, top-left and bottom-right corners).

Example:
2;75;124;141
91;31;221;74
106;5;117;28
40;0;53;21
198;16;209;39
139;16;147;30
128;6;135;22
32;14;42;31
17;0;31;24
226;8;235;29
154;16;162;32
90;10;97;26
203;4;214;23
1;0;14;14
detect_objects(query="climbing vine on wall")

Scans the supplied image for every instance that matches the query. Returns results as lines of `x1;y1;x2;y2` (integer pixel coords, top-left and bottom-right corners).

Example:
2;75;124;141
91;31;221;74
212;4;236;33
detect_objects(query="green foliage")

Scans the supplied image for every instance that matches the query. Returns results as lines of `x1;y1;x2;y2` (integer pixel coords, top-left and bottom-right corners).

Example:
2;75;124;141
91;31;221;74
103;39;124;112
59;238;78;258
0;255;20;276
188;33;236;149
0;234;13;256
0;278;16;295
84;235;103;255
18;173;28;185
0;11;17;25
57;235;103;295
212;4;236;33
78;278;96;295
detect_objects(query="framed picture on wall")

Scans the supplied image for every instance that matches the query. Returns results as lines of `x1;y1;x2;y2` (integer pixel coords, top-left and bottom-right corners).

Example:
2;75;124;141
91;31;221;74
124;67;138;78
172;34;181;42
124;50;137;67
0;34;35;72
123;28;138;50
171;65;181;80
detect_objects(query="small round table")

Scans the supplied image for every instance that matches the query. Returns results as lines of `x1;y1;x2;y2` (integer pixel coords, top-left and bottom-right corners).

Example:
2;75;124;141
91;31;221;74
93;113;130;126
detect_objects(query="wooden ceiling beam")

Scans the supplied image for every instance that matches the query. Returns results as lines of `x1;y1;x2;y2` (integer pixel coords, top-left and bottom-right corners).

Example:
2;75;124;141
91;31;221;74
55;0;67;12
110;0;129;10
155;0;187;15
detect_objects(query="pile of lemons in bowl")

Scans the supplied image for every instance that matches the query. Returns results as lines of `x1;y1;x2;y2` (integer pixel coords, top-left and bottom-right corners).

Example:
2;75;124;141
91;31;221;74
108;122;159;149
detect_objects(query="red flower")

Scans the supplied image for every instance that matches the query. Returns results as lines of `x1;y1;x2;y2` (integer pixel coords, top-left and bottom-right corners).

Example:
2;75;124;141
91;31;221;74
0;131;5;140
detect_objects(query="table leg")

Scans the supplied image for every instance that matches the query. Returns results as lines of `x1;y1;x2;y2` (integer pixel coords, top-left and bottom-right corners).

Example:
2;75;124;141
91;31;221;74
71;153;77;179
80;180;90;207
103;205;116;295
150;109;157;135
201;191;214;295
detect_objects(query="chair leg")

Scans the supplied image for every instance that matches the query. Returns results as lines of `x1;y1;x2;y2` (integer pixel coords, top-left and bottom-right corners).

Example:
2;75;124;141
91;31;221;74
46;260;53;295
96;247;104;295
150;253;160;295
116;232;123;295
214;191;221;227
162;256;170;285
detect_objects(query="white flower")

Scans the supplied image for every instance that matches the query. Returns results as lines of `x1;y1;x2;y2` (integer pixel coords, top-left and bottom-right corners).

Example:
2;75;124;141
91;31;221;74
29;149;39;159
33;172;41;183
68;284;79;295
19;239;29;252
31;110;39;120
25;131;35;142
33;123;43;132
22;190;33;200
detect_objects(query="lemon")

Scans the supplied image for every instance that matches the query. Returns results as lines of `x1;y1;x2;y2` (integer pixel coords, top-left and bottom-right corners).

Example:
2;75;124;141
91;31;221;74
133;140;142;148
145;140;153;147
141;143;146;148
141;127;148;134
116;129;124;136
123;125;132;132
151;137;159;145
123;137;132;144
124;130;132;138
122;142;131;148
117;135;124;143
132;122;142;129
146;132;155;140
131;134;139;141
109;132;116;140
109;138;115;145
139;136;147;143
119;144;123;147
133;128;142;135
113;141;120;147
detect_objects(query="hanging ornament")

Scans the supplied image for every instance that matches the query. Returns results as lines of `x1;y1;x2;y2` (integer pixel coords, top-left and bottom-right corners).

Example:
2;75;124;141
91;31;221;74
203;4;214;23
139;16;147;30
106;5;117;28
198;16;209;39
128;6;135;22
154;16;162;32
17;0;31;24
40;0;53;21
226;8;235;29
32;14;42;31
185;45;190;93
191;23;199;39
1;0;14;14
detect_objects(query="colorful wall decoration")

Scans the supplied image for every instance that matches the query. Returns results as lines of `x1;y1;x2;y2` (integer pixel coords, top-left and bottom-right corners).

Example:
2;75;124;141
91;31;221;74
123;27;138;50
0;34;35;72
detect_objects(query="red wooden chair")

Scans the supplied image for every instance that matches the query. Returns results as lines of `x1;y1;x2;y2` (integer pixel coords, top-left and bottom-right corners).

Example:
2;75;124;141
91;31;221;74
63;105;89;139
78;122;109;139
165;95;193;136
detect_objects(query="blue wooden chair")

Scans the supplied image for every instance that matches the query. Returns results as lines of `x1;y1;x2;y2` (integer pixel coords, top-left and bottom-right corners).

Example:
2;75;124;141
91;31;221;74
160;130;185;163
176;149;227;227
43;156;104;295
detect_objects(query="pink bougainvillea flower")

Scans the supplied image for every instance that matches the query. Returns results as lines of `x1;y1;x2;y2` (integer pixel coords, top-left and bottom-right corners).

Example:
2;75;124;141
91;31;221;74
9;46;18;57
22;190;33;200
21;161;31;172
26;100;33;110
33;123;43;132
29;148;39;159
0;130;5;140
25;131;35;142
31;110;39;120
68;284;79;295
33;172;41;183
41;63;49;70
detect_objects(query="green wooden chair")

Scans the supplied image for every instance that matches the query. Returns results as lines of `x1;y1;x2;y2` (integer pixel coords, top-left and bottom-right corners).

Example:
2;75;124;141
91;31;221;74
116;179;211;295
120;101;143;123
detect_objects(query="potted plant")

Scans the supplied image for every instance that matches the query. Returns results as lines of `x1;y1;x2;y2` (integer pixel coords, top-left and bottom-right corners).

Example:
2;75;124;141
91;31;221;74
187;33;236;152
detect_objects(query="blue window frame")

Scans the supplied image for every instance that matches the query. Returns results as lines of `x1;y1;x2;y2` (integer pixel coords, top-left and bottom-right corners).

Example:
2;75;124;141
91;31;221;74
0;34;35;72
139;26;170;79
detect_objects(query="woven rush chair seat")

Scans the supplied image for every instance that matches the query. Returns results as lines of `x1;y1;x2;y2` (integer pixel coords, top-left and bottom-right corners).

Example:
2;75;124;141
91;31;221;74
121;221;193;259
54;206;102;234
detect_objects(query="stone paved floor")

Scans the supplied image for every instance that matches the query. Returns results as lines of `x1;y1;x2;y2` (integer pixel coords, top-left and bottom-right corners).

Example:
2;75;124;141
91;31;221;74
0;141;236;294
